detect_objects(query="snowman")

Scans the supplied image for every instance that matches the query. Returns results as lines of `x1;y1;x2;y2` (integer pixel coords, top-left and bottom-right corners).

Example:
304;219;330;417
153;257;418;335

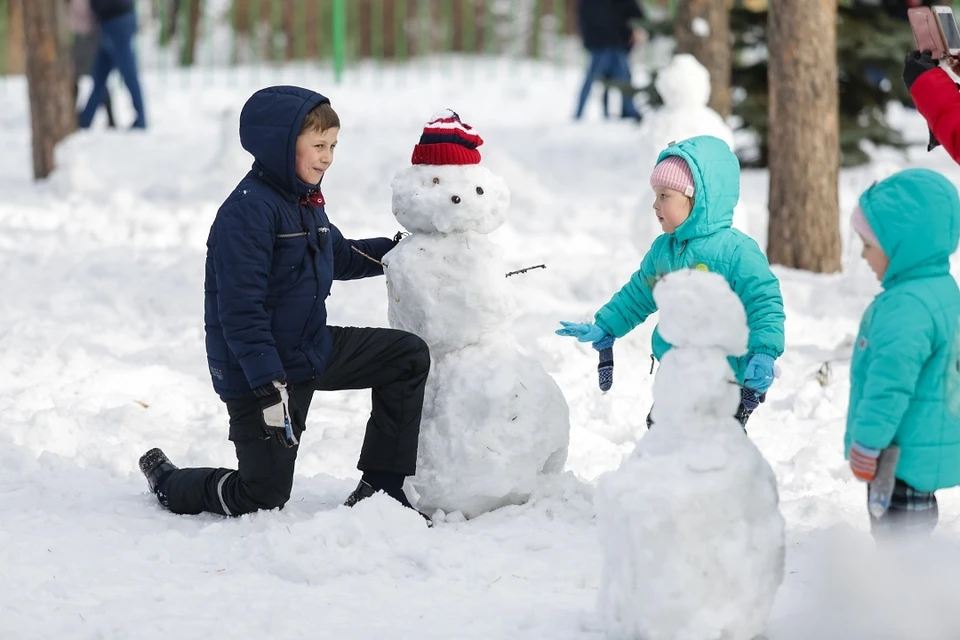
383;110;571;519
595;269;784;640
633;54;747;249
639;53;734;156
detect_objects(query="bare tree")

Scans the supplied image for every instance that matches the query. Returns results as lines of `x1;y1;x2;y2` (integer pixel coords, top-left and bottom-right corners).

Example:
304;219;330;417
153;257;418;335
22;0;75;180
674;0;732;118
766;0;840;272
7;0;26;74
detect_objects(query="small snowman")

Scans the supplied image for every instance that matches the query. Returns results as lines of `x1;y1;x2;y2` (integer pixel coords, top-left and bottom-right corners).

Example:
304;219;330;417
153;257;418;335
596;269;784;640
639;53;734;156
383;110;571;519
634;55;744;248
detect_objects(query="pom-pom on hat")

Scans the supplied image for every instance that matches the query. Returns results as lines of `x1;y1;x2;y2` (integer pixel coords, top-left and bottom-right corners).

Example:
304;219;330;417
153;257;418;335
411;109;484;165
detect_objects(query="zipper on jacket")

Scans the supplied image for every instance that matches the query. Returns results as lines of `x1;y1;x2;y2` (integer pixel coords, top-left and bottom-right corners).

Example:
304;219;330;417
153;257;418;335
277;231;308;239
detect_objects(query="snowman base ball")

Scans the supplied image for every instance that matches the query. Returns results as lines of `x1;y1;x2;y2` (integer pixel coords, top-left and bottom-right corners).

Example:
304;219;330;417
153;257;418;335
384;110;572;518
413;340;570;519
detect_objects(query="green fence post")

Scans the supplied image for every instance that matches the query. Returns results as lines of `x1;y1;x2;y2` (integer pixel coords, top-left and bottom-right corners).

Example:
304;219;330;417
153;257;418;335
333;0;346;83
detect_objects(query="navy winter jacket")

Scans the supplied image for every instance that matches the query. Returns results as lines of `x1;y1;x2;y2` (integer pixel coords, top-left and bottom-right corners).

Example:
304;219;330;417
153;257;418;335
204;86;394;399
90;0;134;22
577;0;644;51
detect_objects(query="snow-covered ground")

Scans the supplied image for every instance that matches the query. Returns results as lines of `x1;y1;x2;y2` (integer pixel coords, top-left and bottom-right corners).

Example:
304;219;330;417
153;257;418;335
2;57;960;639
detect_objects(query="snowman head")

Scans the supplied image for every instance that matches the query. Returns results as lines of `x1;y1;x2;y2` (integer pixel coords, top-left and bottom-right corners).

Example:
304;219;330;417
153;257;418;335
655;54;711;109
653;269;748;355
391;110;510;235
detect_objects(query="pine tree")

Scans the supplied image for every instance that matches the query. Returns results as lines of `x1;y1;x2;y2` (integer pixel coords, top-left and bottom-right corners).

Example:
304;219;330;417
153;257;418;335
767;0;841;272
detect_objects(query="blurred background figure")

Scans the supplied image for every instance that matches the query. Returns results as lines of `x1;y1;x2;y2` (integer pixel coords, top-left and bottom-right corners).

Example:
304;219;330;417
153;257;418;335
78;0;146;129
68;0;115;128
574;0;645;122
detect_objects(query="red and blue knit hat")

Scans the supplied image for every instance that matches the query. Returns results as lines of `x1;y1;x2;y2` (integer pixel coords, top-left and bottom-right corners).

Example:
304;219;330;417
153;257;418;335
411;109;484;165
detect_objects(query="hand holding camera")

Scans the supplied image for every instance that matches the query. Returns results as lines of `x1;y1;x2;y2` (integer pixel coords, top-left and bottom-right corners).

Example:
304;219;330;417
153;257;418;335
907;5;960;64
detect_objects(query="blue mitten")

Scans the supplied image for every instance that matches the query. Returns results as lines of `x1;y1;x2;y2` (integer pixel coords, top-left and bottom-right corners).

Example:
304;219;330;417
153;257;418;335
744;353;776;393
555;321;608;344
594;335;615;392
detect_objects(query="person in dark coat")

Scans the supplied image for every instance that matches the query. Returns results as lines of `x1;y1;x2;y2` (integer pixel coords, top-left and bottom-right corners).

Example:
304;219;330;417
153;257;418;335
78;0;146;129
68;0;115;128
138;86;432;524
574;0;644;121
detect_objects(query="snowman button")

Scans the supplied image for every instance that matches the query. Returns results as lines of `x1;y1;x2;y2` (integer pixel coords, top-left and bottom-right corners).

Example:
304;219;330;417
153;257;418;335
476;187;484;195
451;195;461;204
432;177;440;184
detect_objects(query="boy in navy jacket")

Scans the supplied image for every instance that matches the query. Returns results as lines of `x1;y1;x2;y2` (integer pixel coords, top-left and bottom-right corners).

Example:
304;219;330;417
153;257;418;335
138;86;431;522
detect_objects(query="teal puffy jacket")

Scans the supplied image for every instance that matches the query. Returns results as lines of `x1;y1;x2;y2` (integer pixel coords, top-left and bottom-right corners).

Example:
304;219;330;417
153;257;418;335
594;136;785;383
846;168;960;492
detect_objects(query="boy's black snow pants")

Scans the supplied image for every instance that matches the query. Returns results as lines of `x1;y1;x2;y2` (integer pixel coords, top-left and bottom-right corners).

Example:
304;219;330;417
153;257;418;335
161;326;430;517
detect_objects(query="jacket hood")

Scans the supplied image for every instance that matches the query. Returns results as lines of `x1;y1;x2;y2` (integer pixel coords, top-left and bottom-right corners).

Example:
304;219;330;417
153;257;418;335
239;85;330;200
654;135;740;242
859;168;960;287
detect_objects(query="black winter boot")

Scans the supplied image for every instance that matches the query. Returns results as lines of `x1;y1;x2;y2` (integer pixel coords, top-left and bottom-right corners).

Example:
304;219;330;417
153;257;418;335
343;480;376;507
138;448;177;504
344;478;433;527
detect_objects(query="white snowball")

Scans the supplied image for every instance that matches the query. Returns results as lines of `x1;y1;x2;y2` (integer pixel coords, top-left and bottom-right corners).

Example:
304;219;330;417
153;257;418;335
651;348;742;427
653;269;748;354
597;430;784;640
655;53;711;109
412;339;570;519
383;232;513;357
391;164;509;235
691;17;710;37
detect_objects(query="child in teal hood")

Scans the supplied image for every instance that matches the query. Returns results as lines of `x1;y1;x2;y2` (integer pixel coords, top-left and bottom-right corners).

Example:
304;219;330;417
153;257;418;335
846;168;960;538
557;136;785;427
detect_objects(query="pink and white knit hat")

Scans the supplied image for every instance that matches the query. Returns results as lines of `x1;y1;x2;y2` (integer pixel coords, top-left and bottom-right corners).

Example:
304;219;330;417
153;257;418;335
851;204;880;248
650;155;695;198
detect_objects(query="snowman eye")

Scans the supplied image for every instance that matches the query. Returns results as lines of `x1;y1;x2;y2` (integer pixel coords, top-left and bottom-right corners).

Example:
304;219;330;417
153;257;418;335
476;187;484;195
432;177;440;184
451;195;461;204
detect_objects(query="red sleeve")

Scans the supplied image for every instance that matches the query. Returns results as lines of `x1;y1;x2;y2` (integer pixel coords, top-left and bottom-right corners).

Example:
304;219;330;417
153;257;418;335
911;67;960;164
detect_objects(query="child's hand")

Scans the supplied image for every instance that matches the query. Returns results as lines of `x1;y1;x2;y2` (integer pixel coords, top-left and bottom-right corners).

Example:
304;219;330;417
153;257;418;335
744;353;776;392
556;321;608;343
849;442;881;482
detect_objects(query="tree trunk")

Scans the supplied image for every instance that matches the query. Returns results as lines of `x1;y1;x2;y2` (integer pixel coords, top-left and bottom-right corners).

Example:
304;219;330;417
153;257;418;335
7;0;26;74
23;0;75;180
183;0;202;66
674;0;732;118
767;0;840;272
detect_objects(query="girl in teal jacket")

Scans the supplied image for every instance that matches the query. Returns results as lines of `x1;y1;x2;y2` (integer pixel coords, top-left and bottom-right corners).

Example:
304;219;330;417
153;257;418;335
557;136;785;427
846;168;960;537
